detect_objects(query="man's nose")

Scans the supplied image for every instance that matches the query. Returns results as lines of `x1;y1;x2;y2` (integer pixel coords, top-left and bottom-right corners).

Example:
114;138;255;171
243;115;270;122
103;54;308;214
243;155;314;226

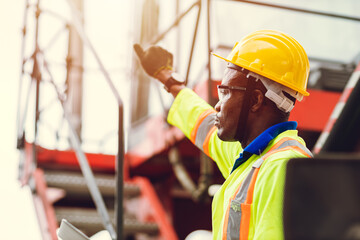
214;100;221;112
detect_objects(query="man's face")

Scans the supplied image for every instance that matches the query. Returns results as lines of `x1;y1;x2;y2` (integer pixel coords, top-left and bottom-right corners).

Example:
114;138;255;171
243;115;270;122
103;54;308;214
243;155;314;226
214;67;248;142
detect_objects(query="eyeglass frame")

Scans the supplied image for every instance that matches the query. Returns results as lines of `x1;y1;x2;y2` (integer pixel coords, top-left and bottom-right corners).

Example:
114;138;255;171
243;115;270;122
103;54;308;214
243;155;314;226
217;85;247;101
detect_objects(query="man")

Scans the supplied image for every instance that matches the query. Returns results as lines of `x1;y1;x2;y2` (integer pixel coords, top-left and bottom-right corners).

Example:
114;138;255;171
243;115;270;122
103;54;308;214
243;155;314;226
134;29;313;240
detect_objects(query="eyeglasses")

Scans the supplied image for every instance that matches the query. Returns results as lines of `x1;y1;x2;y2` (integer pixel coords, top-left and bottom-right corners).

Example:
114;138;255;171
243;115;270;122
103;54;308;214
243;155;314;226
217;85;247;101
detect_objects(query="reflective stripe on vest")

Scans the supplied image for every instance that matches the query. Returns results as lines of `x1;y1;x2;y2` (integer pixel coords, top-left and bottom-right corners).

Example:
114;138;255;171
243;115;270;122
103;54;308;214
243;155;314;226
224;138;313;240
190;109;217;153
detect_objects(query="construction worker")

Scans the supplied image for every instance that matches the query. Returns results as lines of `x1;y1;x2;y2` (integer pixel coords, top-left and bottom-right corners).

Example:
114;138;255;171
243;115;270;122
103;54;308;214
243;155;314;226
134;29;313;240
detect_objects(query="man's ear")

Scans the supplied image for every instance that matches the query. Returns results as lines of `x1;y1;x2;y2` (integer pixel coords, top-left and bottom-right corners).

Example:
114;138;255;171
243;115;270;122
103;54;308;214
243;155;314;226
250;89;265;112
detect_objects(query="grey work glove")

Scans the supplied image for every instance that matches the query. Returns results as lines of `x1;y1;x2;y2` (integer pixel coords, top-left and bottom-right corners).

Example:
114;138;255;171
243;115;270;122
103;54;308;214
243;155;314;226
133;44;173;77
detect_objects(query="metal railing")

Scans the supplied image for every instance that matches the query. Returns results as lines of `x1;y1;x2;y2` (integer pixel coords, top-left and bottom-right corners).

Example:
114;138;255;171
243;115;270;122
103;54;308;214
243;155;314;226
65;1;124;237
16;0;125;239
221;0;360;22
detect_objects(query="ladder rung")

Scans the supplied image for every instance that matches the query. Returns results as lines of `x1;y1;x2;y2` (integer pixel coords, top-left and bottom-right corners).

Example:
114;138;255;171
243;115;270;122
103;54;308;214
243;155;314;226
55;207;159;236
44;171;140;197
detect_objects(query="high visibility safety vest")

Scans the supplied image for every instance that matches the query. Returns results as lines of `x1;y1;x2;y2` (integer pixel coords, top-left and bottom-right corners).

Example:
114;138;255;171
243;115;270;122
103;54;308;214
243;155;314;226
168;89;313;240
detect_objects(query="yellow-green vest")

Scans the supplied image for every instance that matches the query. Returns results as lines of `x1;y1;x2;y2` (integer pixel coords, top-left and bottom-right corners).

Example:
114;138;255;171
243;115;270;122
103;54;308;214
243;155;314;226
168;88;312;240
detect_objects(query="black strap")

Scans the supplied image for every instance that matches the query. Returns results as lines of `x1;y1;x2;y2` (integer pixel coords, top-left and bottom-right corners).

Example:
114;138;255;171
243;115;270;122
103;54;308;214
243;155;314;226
235;75;257;142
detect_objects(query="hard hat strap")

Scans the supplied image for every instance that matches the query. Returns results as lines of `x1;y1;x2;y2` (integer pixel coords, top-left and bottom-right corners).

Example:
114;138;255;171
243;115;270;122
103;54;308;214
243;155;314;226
235;74;257;142
265;89;294;113
247;72;299;112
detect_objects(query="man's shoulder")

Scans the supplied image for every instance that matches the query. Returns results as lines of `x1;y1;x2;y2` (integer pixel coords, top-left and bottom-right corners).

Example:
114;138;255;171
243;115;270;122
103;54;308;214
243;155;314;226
265;147;311;164
263;132;312;165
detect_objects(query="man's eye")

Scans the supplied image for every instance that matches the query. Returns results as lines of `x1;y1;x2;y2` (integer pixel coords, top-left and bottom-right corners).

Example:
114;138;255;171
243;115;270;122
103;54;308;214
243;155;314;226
218;88;230;101
219;89;229;95
219;89;224;95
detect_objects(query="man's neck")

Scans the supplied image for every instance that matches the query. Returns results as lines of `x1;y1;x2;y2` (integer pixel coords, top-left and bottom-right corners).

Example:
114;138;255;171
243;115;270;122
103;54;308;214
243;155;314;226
241;119;285;148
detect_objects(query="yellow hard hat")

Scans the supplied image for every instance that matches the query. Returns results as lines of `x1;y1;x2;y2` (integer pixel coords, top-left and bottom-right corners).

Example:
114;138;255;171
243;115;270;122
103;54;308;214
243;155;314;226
212;29;310;96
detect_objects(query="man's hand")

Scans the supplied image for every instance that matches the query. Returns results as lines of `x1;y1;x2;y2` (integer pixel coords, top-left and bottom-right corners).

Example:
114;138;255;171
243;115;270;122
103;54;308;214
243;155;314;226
133;44;173;78
134;44;184;97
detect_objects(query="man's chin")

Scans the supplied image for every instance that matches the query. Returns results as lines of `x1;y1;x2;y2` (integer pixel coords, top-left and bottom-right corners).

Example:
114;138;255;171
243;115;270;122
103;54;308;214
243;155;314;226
217;130;237;142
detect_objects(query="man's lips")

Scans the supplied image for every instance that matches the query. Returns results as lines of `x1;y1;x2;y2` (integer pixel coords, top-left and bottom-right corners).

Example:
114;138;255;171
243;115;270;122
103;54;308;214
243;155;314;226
214;116;220;128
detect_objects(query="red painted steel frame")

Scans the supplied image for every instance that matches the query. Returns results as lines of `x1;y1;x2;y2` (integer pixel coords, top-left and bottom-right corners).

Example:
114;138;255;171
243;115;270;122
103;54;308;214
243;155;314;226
132;177;179;240
33;142;129;180
289;89;341;131
33;168;59;240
